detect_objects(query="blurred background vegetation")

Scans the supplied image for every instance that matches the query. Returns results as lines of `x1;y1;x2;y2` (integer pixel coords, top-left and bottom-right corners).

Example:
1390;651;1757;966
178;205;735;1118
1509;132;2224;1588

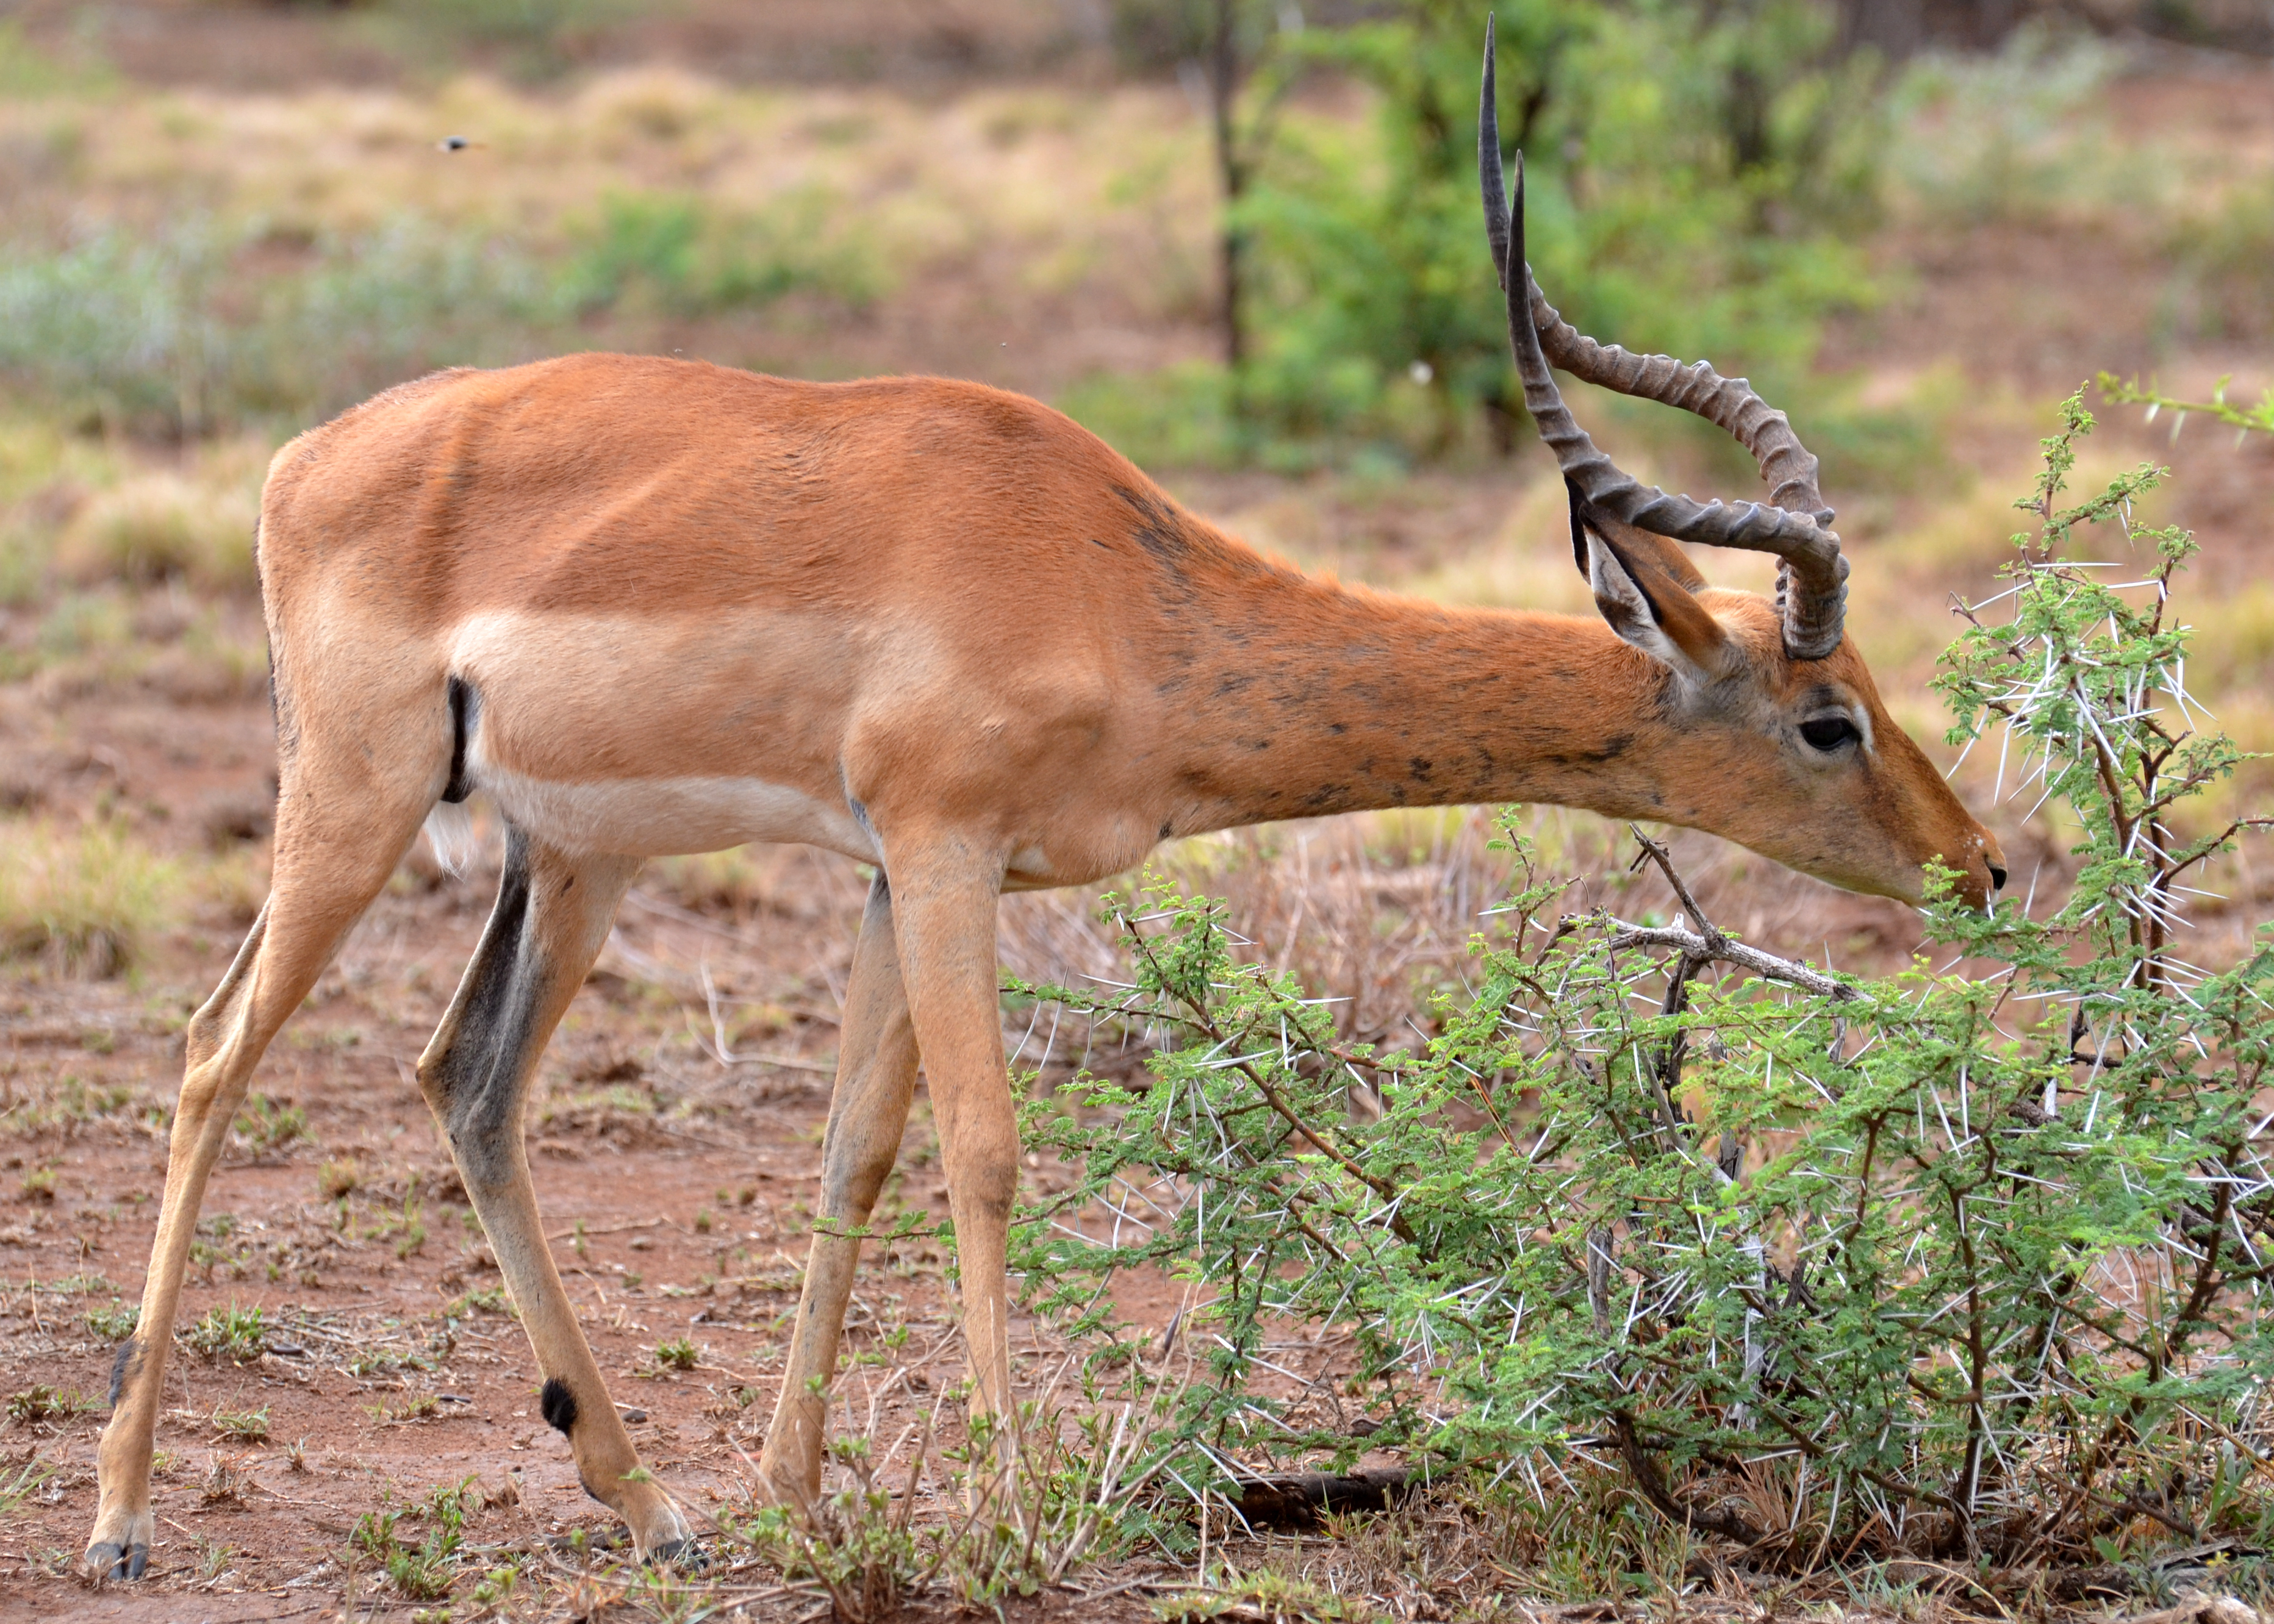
1;0;2270;976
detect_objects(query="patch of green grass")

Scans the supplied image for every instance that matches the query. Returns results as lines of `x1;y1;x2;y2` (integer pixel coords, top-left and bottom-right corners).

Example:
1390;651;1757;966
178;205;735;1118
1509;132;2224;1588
345;1340;435;1378
187;1212;254;1278
1157;1570;1360;1622
189;1534;236;1583
85;1300;138;1342
395;1200;428;1260
182;1302;267;1363
0;1073;143;1140
232;1093;310;1156
5;1384;93;1425
18;1167;55;1202
362;1391;442;1423
653;1336;699;1372
440;1285;511;1320
36;1272;111;1296
211;1406;270;1443
352;1478;476;1603
0;1455;55;1512
467;1556;521;1607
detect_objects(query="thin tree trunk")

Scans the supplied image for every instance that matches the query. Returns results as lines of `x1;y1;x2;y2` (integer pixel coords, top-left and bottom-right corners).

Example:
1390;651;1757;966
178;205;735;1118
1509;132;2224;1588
1210;0;1247;374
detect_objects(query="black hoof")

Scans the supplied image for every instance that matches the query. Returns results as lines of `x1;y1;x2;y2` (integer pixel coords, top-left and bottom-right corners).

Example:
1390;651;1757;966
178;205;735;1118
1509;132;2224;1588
87;1541;149;1581
648;1536;705;1571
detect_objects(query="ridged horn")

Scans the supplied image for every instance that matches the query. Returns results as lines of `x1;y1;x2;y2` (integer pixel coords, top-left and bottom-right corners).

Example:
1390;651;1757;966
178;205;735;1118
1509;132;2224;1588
1477;15;1847;660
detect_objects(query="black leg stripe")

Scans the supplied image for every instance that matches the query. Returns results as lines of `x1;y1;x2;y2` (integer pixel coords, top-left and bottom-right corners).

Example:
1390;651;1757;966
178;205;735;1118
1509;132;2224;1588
109;1339;138;1408
540;1376;578;1436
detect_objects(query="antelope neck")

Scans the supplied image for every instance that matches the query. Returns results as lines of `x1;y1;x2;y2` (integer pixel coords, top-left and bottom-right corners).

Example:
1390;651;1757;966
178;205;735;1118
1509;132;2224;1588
1155;575;1673;835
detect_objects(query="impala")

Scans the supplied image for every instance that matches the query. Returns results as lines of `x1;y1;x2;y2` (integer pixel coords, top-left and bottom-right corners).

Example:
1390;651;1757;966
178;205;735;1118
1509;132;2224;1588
83;25;2002;1580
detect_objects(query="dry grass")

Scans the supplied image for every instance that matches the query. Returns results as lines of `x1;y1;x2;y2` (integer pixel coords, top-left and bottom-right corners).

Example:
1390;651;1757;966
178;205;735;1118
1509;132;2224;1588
0;67;1222;406
0;817;181;977
56;468;260;592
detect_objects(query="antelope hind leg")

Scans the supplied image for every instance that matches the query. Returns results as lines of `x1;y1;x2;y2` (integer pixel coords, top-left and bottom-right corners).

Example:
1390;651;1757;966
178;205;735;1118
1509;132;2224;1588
415;828;693;1561
89;778;428;1580
759;873;921;1504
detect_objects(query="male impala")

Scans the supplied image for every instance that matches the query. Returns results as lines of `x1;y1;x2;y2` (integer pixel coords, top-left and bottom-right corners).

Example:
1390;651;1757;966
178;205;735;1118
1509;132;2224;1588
84;26;2001;1579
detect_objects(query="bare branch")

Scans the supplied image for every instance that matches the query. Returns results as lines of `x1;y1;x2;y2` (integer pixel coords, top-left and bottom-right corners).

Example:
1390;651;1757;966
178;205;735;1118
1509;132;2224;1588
1607;923;1862;1003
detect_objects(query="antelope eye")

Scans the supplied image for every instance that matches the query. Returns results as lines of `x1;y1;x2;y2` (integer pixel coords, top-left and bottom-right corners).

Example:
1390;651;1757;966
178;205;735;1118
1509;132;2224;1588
1799;716;1862;753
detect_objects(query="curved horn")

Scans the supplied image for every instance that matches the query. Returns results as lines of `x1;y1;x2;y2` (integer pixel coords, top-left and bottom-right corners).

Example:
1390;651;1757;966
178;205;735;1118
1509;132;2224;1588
1477;17;1846;660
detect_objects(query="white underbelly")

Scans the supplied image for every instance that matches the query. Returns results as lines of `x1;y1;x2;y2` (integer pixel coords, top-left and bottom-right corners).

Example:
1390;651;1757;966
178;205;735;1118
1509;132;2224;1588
481;764;879;862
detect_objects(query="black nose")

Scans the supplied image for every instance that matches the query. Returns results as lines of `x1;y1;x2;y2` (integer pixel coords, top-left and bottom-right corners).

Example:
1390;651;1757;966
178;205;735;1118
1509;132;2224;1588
1987;862;2007;892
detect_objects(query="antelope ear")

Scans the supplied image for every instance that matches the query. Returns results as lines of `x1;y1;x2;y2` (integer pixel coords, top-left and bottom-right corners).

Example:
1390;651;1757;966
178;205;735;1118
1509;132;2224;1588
1584;525;1735;682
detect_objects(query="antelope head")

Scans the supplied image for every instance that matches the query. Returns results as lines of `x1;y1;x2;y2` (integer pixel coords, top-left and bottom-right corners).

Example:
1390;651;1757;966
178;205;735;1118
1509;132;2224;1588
1479;21;2004;909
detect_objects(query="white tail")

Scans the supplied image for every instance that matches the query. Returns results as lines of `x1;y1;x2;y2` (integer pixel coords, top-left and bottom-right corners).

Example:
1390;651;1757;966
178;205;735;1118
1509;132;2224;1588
420;800;478;878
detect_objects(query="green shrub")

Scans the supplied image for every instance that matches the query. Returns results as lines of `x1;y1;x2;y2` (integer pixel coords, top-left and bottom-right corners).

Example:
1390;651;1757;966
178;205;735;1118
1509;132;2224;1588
368;0;640;80
1013;392;2273;1566
1885;23;2130;227
0;217;567;435
1083;0;1886;470
0;18;115;97
2172;168;2274;340
562;187;880;320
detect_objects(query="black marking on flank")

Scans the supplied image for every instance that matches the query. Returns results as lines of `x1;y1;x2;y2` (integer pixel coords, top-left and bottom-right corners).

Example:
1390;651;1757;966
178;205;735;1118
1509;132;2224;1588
1408;756;1435;780
1114;485;1193;567
1158;820;1174;840
540;1376;578;1436
109;1338;139;1408
443;676;478;803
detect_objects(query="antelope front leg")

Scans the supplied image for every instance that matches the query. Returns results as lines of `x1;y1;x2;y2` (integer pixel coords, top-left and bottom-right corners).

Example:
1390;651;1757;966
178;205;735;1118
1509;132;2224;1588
416;831;692;1560
878;844;1020;1438
760;875;920;1504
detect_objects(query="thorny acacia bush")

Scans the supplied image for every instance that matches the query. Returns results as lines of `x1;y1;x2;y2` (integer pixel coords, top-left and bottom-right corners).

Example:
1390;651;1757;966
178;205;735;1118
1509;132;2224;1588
1008;393;2274;1569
